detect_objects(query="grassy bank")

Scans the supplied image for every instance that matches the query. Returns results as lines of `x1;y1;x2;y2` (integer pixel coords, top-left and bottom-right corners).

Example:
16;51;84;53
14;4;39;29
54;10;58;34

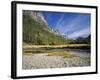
47;51;78;58
23;44;90;49
23;44;90;56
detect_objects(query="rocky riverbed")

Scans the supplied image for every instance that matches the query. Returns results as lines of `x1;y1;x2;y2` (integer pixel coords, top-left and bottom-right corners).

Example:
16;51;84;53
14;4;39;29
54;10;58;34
22;53;90;69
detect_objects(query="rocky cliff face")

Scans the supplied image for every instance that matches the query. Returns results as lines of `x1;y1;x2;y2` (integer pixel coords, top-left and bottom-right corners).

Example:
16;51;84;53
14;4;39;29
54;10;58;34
23;10;47;26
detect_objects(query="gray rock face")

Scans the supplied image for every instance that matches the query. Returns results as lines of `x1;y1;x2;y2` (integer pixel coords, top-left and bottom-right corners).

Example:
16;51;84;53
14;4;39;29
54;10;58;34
23;10;47;26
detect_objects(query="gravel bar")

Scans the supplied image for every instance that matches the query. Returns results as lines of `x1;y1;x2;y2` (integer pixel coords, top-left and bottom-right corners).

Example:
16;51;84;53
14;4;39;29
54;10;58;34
22;53;90;69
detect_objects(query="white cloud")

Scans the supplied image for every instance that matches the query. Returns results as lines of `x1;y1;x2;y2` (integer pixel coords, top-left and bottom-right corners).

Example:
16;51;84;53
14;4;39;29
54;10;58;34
68;27;90;39
55;14;65;29
55;14;87;34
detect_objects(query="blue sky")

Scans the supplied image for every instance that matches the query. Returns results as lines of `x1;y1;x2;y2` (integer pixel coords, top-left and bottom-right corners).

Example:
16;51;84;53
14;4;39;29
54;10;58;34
42;11;91;39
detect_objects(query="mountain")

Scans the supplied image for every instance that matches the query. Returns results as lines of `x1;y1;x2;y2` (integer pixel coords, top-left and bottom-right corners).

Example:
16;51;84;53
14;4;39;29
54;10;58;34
23;10;47;26
23;10;69;45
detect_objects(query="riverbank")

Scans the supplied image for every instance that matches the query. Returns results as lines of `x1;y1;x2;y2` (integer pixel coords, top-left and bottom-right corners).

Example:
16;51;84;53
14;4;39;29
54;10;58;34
22;53;90;69
22;44;91;69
